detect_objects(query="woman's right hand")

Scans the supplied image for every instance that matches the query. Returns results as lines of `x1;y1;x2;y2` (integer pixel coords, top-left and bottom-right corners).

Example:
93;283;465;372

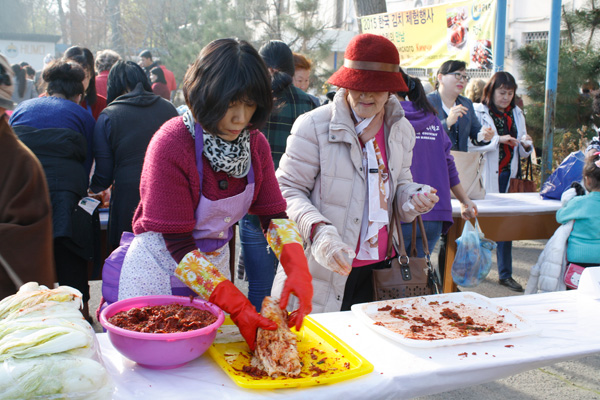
499;135;520;147
310;224;355;275
446;104;468;127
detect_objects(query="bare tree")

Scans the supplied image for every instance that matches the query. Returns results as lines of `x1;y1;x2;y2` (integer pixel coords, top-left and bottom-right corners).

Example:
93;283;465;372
107;0;124;55
56;0;68;41
353;0;387;17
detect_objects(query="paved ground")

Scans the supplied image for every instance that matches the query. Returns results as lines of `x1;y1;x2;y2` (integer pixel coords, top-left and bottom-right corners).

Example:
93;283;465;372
89;239;600;399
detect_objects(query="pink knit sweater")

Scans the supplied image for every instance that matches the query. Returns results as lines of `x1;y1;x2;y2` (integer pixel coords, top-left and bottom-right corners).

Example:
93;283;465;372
133;117;287;236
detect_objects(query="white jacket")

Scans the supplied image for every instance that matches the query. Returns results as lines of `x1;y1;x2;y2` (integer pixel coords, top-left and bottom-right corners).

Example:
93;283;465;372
524;188;578;294
271;89;423;313
471;104;532;193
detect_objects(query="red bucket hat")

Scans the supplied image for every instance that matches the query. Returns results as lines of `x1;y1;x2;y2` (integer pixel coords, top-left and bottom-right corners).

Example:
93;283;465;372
328;33;408;93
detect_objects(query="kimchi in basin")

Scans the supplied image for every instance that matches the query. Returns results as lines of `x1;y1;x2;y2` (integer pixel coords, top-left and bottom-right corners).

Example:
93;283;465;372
100;295;224;369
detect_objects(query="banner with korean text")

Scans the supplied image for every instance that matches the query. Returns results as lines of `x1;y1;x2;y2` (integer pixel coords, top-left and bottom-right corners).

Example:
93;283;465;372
360;0;496;69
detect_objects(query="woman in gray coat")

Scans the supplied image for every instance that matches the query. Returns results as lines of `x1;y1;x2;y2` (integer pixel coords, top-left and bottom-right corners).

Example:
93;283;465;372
272;34;439;313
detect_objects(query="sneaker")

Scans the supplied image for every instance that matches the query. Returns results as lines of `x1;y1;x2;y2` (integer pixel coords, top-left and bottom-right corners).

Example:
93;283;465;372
499;277;524;292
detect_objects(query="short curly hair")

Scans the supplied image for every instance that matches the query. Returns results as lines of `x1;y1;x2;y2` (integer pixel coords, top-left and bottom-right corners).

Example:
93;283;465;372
293;53;312;70
95;49;121;72
465;78;486;103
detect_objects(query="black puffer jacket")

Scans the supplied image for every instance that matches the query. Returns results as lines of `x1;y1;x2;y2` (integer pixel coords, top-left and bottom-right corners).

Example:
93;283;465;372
14;125;88;238
91;82;178;249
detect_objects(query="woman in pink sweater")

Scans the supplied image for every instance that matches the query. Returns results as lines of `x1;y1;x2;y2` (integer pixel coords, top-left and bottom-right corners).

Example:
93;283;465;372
103;39;313;351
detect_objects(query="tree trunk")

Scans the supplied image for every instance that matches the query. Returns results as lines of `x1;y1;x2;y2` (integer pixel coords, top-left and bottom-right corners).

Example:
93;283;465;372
107;0;124;55
56;0;68;44
353;0;387;17
353;0;387;31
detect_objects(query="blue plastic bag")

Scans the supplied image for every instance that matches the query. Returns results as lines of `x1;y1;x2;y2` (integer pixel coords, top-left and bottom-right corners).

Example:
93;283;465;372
451;219;497;287
540;151;585;200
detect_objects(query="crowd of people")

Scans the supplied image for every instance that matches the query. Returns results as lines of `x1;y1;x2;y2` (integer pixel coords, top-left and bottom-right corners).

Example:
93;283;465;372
1;32;599;349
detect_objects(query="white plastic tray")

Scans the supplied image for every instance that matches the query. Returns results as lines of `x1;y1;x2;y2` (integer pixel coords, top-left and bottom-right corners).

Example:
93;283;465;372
351;292;540;348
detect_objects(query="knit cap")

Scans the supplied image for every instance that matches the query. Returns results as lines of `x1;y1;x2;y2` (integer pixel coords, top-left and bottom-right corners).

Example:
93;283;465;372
0;53;14;110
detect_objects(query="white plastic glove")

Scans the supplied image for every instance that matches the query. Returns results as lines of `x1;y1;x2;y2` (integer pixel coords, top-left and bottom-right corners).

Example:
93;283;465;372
311;225;356;276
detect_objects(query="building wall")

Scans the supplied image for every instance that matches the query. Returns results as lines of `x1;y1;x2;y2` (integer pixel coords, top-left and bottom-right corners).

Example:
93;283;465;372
0;39;56;71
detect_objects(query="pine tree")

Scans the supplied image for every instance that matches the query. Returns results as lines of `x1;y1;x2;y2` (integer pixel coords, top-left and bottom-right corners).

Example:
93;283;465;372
516;0;600;146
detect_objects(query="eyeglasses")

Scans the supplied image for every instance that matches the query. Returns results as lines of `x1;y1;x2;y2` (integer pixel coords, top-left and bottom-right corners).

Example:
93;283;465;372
447;72;470;82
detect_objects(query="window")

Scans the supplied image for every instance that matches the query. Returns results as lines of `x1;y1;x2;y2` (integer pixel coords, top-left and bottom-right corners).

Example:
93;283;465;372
523;31;568;46
523;31;549;44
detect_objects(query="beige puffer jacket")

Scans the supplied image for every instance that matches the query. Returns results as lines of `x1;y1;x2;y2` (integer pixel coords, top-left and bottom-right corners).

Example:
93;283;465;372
271;89;424;313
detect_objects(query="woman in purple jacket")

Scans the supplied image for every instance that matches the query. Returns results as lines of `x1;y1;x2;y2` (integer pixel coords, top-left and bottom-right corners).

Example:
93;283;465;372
398;68;477;258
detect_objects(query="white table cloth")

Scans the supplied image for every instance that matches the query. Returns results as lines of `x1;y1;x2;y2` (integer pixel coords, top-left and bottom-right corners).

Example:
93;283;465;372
451;192;561;216
99;269;600;399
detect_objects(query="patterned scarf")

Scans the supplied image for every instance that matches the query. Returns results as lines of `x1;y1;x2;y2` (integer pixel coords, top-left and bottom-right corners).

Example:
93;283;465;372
350;104;389;261
183;109;251;178
490;105;517;173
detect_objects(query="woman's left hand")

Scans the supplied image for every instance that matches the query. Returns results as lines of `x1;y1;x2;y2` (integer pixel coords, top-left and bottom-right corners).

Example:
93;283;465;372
279;243;313;330
460;199;478;220
410;188;439;214
520;134;533;150
499;135;520;147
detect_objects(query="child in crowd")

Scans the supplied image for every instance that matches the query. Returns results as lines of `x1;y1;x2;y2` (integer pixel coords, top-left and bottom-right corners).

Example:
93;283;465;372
556;152;600;267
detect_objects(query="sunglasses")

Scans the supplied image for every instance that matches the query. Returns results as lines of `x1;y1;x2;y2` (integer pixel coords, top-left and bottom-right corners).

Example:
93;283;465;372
446;72;470;82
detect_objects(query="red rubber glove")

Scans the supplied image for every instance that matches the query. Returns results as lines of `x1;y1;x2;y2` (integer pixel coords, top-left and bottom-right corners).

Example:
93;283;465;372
209;280;276;351
279;242;313;331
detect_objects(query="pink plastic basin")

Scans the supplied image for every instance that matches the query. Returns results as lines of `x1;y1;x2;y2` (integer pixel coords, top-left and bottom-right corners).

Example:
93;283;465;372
100;295;224;369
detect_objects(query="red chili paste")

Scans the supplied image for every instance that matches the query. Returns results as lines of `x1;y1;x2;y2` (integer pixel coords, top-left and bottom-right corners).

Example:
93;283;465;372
109;304;217;333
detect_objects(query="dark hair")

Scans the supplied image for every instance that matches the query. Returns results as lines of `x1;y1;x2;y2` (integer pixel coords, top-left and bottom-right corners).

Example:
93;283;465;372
106;61;152;104
43;60;85;99
398;68;437;115
583;153;600;191
481;71;518;112
24;65;35;78
259;40;294;94
95;49;121;72
0;62;12;86
183;38;273;135
19;61;30;67
139;50;152;60
435;60;467;89
150;66;167;85
63;46;97;105
11;64;26;97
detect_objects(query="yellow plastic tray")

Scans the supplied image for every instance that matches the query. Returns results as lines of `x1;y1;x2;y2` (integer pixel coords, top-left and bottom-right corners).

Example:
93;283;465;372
207;316;373;389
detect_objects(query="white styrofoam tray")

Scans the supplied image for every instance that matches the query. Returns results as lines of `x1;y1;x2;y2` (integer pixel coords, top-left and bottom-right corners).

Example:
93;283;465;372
351;292;540;348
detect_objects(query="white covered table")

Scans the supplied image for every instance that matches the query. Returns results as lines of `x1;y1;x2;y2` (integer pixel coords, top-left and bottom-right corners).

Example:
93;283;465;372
99;270;600;399
444;193;562;292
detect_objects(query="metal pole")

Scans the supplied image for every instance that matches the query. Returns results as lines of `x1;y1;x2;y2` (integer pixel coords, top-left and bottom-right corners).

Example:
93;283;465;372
493;0;507;71
541;0;563;183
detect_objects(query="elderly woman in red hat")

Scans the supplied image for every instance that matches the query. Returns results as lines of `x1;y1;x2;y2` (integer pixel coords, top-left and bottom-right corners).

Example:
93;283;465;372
271;33;439;313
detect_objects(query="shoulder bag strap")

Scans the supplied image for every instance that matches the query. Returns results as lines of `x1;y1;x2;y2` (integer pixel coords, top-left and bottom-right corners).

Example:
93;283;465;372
463;153;484;195
386;197;408;261
409;215;432;258
515;153;523;180
415;215;441;293
525;155;533;180
416;215;430;256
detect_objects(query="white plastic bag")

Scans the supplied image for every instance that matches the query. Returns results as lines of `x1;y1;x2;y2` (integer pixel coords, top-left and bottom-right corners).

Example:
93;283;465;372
451;219;497;287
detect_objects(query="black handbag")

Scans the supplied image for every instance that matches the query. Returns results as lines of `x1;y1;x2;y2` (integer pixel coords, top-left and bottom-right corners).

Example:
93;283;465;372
372;202;440;300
